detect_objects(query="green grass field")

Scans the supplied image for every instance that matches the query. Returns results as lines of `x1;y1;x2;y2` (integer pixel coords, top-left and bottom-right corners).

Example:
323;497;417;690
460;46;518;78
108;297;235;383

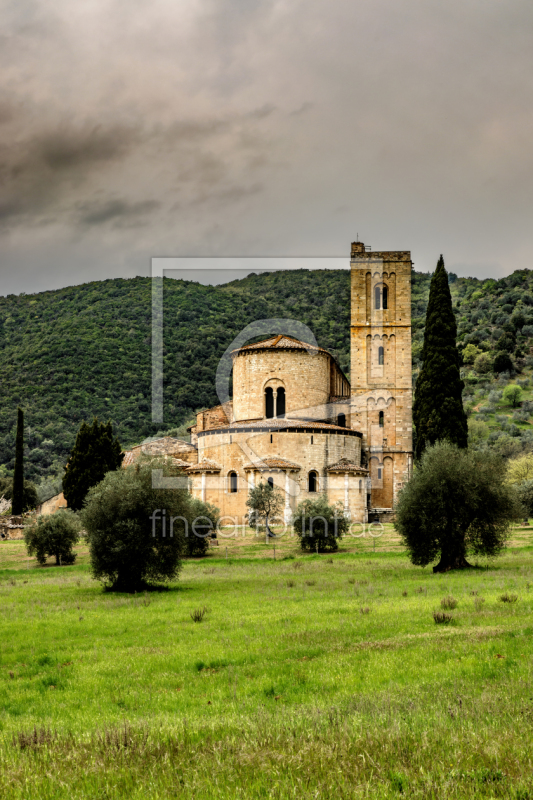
1;528;533;799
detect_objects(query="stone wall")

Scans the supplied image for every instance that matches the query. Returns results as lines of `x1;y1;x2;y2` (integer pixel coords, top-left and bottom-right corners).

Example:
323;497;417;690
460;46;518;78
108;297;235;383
189;426;365;522
350;243;413;510
232;348;338;422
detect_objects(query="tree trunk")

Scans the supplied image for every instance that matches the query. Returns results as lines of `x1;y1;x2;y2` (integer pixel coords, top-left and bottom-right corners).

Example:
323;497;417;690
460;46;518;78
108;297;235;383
433;551;474;573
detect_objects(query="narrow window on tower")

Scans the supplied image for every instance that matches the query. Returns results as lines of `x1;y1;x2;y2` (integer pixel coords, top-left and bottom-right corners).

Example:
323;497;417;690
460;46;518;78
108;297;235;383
337;413;346;427
377;468;382;480
374;286;381;310
382;286;388;310
229;472;238;493
308;471;318;492
267;477;274;489
265;387;274;419
379;411;384;427
270;434;273;443
378;346;384;366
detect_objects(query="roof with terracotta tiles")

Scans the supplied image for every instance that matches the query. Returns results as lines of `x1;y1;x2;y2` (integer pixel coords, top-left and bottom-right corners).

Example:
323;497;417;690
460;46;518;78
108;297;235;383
232;334;328;355
197;418;362;436
185;458;222;473
326;458;368;473
243;457;301;471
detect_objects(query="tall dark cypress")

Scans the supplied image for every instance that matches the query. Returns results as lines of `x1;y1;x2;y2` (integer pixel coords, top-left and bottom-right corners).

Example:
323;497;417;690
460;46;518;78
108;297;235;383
413;255;468;460
63;418;124;511
11;407;24;516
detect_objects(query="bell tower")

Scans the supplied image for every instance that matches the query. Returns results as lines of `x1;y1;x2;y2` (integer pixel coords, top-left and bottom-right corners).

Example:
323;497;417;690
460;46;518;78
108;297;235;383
350;240;413;511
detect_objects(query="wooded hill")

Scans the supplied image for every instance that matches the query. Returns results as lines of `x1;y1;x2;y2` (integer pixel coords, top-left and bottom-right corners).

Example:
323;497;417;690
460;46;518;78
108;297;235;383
1;266;533;489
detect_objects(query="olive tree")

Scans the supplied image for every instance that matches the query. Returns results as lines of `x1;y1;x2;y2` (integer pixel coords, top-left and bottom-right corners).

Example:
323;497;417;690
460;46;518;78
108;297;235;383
81;458;194;591
293;494;349;553
24;509;81;566
246;481;284;537
395;441;521;573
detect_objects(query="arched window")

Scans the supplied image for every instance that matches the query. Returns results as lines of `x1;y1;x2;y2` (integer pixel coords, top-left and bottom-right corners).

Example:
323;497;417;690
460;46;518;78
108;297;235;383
378;346;384;366
229;472;238;493
276;387;285;417
379;410;384;427
374;286;381;310
382;286;388;310
337;413;346;427
267;477;274;490
359;479;362;493
308;471;318;493
265;387;274;419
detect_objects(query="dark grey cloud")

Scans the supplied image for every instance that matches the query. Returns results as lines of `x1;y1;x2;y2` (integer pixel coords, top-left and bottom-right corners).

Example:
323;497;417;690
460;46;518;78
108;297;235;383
76;198;160;227
1;0;533;297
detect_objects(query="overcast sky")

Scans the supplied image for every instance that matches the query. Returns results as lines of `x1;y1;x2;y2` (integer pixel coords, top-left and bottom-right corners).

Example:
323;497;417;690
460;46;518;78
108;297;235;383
1;0;533;296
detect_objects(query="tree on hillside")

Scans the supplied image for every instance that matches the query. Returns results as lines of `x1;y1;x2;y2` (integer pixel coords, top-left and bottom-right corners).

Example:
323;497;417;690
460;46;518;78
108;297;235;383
507;452;533;484
63;418;123;511
11;408;25;515
493;351;513;374
82;457;192;591
503;384;523;408
413;256;468;460
395;442;521;573
246;481;284;537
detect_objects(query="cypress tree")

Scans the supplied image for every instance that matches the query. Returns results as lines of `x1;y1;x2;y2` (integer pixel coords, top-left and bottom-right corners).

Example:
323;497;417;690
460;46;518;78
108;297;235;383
63;418;123;511
413;255;468;460
11;407;24;516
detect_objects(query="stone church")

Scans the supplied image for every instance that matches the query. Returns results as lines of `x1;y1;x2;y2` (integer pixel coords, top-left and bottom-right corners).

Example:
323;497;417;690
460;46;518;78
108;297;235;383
125;240;413;523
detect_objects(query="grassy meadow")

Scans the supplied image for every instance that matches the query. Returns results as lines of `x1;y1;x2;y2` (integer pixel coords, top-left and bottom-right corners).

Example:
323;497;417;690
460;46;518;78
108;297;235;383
1;527;533;798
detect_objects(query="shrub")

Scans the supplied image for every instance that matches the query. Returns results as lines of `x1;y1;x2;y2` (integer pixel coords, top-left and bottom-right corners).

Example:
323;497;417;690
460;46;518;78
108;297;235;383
81;457;196;591
190;606;208;622
292;495;349;553
499;592;518;603
433;611;453;624
516;481;533;518
488;390;503;405
185;498;220;557
440;595;458;610
24;509;81;566
503;384;523;408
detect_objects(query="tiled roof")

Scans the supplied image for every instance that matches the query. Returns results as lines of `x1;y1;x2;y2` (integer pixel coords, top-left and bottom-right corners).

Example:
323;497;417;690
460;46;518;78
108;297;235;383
326;458;368;473
198;418;361;435
243;457;301;471
185;458;221;473
122;437;197;467
172;458;192;469
232;334;328;355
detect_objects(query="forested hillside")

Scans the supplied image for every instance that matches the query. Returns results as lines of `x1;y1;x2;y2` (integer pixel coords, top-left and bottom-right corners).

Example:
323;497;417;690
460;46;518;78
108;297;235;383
2;265;533;492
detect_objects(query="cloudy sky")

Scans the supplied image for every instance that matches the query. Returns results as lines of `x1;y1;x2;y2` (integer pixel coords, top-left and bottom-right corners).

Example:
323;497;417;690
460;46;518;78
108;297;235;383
1;0;533;296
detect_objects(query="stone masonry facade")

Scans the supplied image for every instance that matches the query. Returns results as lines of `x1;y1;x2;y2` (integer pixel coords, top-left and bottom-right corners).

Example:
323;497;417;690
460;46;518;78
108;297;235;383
123;240;414;523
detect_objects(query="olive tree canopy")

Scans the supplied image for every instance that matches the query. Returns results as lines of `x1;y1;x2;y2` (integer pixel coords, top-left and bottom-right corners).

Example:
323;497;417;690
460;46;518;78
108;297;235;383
395;441;521;573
